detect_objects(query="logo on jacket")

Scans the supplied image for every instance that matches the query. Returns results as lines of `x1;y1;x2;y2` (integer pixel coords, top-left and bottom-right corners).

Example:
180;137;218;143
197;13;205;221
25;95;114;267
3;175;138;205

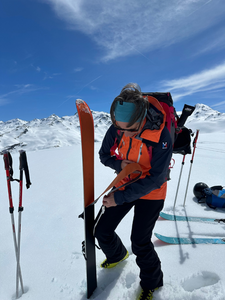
162;142;168;149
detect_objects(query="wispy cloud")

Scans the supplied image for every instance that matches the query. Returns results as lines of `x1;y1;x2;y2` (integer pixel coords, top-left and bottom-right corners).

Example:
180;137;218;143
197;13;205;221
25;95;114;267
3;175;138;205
73;67;83;72
31;64;41;72
44;0;225;61
160;62;225;103
0;98;9;106
0;84;45;104
90;85;98;91
211;100;225;109
58;75;102;107
193;26;225;57
43;72;61;80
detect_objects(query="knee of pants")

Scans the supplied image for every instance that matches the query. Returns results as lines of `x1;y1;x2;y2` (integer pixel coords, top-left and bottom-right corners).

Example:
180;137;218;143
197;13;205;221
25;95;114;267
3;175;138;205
131;234;153;255
94;222;111;241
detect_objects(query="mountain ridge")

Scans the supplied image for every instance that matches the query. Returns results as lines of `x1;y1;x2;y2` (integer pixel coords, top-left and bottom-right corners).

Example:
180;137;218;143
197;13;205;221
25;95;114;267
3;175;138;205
0;103;224;152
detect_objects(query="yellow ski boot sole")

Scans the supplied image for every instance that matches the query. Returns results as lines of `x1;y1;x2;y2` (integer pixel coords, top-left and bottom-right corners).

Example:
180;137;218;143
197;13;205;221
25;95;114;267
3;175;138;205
100;251;129;268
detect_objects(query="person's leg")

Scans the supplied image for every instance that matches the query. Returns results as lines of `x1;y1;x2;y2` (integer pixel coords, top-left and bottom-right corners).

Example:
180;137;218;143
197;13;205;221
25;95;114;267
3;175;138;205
131;199;164;290
95;202;134;262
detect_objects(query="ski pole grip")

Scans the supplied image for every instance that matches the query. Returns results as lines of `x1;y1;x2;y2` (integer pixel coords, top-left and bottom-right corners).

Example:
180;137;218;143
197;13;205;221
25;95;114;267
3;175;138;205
20;151;31;189
191;129;200;162
3;151;11;171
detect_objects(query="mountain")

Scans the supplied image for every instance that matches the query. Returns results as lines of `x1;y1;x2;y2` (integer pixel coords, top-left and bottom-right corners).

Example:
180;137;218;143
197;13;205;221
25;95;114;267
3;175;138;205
0;103;224;153
0;111;111;152
185;103;225;133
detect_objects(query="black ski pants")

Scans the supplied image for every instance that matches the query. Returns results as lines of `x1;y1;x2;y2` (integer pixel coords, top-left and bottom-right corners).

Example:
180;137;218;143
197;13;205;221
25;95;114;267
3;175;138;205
95;199;164;290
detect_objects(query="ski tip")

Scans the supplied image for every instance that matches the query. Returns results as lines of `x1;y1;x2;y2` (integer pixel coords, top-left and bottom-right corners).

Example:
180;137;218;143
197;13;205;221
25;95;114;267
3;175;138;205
76;99;84;105
154;233;165;241
76;99;92;115
154;233;173;244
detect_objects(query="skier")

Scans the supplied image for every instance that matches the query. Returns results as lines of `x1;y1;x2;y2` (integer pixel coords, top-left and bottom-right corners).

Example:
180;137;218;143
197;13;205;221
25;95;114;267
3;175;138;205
95;83;172;300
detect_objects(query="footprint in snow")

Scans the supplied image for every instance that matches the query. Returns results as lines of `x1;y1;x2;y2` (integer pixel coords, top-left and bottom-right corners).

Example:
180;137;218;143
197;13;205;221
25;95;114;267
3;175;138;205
125;272;136;288
181;271;220;292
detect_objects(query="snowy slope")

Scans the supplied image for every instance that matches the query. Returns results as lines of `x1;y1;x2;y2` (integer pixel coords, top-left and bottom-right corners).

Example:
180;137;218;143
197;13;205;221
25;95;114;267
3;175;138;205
1;102;225;153
0;104;225;300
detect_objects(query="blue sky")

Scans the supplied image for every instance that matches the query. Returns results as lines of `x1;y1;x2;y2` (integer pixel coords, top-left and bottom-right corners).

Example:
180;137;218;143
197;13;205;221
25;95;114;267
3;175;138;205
1;0;225;122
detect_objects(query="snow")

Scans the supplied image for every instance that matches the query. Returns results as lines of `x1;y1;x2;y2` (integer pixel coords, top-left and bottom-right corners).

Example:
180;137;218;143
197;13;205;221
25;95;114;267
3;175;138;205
0;104;225;300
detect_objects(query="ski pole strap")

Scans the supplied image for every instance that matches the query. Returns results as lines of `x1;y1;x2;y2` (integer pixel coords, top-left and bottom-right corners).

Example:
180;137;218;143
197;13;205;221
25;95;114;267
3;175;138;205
91;162;142;207
19;151;31;189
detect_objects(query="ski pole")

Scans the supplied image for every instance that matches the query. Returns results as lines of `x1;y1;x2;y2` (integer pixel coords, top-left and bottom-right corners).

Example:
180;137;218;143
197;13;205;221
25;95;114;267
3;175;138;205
183;130;200;206
3;151;24;298
16;150;31;298
173;155;186;209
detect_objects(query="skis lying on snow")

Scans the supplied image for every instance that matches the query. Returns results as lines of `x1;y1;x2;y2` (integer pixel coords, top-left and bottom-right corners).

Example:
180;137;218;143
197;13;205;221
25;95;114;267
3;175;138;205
160;212;225;224
157;212;225;244
155;233;225;245
76;99;143;299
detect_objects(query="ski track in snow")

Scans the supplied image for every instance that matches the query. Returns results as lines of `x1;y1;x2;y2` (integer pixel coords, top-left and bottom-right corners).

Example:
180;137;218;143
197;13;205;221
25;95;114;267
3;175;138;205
0;108;225;299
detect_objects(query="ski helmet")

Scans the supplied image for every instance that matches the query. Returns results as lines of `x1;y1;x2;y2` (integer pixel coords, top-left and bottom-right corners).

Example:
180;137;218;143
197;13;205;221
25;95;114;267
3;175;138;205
193;182;209;199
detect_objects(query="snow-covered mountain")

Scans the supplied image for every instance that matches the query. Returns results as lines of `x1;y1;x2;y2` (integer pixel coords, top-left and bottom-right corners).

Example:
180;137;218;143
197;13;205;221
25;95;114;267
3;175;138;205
0;111;111;152
0;103;225;153
185;103;225;133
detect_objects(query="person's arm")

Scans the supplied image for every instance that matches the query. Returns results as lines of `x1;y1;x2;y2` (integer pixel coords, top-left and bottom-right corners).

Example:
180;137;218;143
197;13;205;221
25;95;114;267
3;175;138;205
99;125;122;174
114;127;173;205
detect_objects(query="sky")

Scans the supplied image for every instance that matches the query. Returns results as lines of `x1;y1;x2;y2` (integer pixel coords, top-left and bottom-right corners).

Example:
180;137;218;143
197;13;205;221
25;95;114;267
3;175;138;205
1;0;225;122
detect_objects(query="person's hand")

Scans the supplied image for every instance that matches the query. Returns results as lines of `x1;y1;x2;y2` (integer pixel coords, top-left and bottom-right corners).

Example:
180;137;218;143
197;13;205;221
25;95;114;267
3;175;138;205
103;193;117;208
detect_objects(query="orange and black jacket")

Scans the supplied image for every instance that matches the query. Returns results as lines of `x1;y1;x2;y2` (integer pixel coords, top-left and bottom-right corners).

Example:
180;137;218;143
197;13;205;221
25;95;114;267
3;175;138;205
99;99;173;205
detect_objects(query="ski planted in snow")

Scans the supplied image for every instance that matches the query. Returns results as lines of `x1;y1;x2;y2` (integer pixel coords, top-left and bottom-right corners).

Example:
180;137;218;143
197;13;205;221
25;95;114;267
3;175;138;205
76;100;144;298
155;233;225;245
160;212;225;224
76;99;97;299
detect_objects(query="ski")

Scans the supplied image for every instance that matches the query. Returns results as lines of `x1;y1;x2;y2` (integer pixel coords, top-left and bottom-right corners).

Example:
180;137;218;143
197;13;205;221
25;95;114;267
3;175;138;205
76;99;97;299
155;233;225;244
160;212;225;224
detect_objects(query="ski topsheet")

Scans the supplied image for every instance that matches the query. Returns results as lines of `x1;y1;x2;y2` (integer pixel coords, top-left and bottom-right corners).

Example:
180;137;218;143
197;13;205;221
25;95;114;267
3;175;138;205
160;212;225;224
76;99;97;299
155;233;225;245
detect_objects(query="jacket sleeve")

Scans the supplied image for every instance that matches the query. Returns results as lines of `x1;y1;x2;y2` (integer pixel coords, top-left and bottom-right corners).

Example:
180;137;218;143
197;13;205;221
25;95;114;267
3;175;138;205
98;125;122;174
114;127;173;205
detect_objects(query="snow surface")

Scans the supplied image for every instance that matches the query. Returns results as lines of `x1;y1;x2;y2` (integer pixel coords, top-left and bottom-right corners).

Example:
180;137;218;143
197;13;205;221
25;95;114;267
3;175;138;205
0;104;225;300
